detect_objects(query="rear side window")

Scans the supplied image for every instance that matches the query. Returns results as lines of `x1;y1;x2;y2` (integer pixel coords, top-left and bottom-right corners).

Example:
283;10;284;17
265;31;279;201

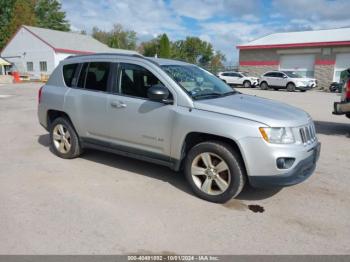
264;72;274;77
85;62;111;92
63;63;79;87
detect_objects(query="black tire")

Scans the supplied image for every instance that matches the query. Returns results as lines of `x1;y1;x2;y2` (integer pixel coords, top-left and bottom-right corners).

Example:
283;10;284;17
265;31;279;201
243;80;251;88
287;83;296;92
184;141;246;203
49;117;82;159
260;82;268;90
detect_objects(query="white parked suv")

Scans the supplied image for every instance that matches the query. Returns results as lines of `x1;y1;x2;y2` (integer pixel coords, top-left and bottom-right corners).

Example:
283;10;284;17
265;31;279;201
259;71;317;92
217;71;258;88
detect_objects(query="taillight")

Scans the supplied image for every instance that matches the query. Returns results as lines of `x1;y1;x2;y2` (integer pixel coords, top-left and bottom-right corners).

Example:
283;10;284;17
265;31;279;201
38;85;44;104
346;80;350;99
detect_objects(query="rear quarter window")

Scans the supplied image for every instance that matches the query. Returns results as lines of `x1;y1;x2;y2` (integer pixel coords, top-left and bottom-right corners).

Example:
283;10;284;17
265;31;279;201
63;63;79;87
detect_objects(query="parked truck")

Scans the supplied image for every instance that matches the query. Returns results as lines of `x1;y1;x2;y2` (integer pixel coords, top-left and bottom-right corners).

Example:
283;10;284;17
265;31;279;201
333;69;350;119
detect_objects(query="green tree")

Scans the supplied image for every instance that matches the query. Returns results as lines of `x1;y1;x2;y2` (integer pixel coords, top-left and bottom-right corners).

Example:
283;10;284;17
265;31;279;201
139;38;159;57
7;0;36;44
139;35;225;69
92;24;137;50
171;37;214;66
0;0;16;49
35;0;70;31
159;33;170;58
92;26;110;45
209;51;226;73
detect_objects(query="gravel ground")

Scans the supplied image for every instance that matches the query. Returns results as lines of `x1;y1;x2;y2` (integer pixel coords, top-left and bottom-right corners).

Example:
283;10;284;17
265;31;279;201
0;83;349;255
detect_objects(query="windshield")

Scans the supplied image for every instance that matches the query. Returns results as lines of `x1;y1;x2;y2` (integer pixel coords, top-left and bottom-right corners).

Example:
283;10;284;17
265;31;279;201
161;65;236;100
283;71;303;78
241;72;249;77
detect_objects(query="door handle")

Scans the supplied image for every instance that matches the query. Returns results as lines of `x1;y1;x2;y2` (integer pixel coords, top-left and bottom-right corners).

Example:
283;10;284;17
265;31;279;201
111;101;127;109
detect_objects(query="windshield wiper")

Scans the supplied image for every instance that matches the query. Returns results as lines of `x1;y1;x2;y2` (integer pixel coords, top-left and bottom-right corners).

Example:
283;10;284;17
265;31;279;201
221;91;239;97
192;91;238;100
192;93;223;100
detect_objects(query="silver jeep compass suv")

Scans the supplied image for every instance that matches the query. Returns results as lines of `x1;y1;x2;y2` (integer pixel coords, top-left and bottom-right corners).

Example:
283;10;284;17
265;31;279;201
38;53;321;203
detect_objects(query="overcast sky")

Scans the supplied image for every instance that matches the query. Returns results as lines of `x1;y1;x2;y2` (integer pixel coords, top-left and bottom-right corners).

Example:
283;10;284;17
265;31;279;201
61;0;350;64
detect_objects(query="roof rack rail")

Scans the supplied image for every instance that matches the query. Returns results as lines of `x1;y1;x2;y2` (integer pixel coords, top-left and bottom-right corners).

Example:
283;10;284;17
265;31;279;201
65;52;144;60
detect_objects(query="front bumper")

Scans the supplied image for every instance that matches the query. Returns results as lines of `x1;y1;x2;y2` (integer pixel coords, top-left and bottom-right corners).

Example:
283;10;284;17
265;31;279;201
249;142;321;188
251;80;259;86
333;101;350;115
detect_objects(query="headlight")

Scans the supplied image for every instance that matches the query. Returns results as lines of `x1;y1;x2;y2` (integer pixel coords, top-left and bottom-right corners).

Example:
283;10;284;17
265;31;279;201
259;127;295;144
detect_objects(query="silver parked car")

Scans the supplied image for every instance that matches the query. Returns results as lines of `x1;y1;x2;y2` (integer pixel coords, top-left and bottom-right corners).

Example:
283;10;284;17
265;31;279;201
38;53;321;203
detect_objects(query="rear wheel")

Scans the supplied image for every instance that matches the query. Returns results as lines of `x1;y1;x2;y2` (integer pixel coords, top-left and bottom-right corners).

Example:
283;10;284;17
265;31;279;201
260;82;268;90
50;117;82;159
184;141;245;203
287;83;296;92
243;81;251;88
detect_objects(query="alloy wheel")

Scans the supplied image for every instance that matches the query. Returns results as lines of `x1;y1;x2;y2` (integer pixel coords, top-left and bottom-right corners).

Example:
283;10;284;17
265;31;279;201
52;124;71;154
191;152;231;195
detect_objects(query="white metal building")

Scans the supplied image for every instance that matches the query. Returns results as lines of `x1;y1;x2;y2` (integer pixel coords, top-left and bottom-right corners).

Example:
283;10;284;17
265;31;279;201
0;25;136;79
238;27;350;87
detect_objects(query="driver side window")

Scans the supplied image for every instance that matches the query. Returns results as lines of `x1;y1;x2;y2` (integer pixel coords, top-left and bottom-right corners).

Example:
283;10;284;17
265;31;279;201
118;63;167;99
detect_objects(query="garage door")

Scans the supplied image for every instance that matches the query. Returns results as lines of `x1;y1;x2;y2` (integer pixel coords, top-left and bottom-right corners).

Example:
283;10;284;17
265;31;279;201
334;53;350;82
279;54;315;77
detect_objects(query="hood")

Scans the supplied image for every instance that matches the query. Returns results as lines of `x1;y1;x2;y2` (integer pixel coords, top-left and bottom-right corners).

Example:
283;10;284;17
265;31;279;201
194;94;310;127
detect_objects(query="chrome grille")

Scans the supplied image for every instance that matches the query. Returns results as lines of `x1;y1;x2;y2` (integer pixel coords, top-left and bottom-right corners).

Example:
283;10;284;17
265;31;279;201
299;123;316;145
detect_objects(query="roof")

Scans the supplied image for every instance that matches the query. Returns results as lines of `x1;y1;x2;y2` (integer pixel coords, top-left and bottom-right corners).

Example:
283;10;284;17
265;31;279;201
146;57;192;66
0;57;11;66
237;27;350;50
21;25;138;55
63;54;191;67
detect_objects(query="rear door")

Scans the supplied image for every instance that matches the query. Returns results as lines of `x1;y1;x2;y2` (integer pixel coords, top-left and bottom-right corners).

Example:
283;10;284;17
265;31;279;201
263;72;274;85
220;72;232;83
64;61;112;140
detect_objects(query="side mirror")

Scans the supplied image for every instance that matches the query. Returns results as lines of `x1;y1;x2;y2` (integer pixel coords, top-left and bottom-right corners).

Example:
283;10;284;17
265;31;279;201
283;75;288;78
147;84;172;104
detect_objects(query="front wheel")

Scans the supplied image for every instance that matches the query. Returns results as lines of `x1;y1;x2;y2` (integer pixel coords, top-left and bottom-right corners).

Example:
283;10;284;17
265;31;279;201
184;141;245;203
260;82;268;90
287;83;296;92
50;117;82;159
243;81;251;88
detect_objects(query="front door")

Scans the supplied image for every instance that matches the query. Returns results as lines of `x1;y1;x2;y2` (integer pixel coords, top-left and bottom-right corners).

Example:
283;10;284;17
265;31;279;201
105;62;175;158
229;72;241;85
